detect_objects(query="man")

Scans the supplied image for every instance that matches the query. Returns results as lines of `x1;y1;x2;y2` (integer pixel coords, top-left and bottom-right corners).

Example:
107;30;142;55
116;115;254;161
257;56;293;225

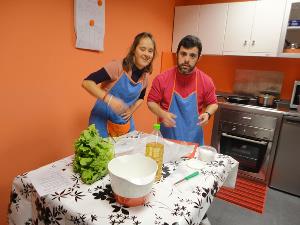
147;35;218;145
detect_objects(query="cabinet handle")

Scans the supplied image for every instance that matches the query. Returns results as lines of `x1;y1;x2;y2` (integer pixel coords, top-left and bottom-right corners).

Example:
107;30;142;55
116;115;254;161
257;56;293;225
252;40;255;46
243;40;247;46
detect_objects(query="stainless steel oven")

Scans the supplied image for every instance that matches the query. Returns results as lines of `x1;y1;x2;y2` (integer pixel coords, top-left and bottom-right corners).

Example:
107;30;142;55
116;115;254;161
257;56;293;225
212;103;283;184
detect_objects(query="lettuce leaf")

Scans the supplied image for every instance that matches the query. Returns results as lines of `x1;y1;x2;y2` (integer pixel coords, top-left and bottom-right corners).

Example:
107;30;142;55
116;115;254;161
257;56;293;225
73;124;114;184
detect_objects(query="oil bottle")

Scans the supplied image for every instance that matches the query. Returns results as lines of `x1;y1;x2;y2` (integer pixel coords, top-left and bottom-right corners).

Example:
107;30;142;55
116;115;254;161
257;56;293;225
145;123;164;181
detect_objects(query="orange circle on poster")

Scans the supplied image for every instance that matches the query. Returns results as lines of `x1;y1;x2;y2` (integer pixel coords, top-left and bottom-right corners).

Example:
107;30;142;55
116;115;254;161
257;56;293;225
89;19;95;27
98;0;102;6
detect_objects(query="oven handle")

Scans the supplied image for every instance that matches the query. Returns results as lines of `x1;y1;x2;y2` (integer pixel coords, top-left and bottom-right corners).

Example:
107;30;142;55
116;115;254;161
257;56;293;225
221;133;268;145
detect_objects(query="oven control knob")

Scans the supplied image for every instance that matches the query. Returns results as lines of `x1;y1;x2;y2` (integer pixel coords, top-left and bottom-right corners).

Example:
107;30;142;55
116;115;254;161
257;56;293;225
243;129;246;133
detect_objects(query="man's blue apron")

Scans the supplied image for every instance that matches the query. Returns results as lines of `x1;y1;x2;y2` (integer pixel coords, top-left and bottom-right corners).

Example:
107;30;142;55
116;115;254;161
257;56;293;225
89;73;143;137
160;73;204;145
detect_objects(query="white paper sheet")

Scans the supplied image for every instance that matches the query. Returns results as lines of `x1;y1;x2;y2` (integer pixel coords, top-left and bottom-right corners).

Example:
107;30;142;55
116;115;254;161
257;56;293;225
27;163;73;197
74;0;105;51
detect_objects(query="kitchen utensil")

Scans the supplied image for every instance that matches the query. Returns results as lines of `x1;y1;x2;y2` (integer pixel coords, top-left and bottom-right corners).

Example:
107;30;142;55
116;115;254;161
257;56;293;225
108;154;157;206
222;95;250;104
257;93;276;107
174;171;199;185
290;81;300;109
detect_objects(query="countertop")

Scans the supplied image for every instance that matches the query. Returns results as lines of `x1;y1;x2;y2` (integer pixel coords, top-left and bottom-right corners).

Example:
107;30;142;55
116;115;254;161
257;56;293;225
216;92;300;118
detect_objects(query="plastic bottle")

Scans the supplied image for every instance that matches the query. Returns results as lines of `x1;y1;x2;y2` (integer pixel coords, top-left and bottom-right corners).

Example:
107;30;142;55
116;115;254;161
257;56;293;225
145;123;164;181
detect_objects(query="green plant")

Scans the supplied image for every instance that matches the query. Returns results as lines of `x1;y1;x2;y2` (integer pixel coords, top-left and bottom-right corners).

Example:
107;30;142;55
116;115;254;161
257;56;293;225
73;124;114;184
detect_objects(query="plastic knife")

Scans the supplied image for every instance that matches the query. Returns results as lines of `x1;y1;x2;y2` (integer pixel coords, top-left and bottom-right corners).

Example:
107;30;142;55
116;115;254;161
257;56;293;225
174;171;200;185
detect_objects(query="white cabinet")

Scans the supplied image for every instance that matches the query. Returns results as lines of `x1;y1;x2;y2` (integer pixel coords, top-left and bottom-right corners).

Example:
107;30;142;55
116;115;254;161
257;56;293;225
223;2;255;54
198;4;228;55
172;4;228;55
172;5;201;53
223;0;286;57
278;0;300;58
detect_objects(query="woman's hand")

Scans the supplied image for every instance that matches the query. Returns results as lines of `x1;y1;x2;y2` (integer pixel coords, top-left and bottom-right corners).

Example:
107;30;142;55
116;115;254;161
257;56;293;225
121;108;133;121
161;111;177;127
107;95;128;115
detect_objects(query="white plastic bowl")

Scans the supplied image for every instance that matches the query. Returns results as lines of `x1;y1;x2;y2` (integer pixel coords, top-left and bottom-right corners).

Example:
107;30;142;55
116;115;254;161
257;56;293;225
108;154;157;206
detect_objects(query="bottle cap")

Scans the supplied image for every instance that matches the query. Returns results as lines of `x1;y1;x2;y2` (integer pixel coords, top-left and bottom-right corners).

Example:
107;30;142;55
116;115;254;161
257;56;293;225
153;123;160;130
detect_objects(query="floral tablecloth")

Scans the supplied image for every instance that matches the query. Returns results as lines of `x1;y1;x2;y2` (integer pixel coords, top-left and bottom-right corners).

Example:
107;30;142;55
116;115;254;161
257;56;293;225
8;153;238;225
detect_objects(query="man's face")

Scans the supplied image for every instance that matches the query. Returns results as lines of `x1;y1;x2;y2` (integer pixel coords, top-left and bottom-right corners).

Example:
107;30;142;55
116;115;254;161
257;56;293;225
177;46;200;74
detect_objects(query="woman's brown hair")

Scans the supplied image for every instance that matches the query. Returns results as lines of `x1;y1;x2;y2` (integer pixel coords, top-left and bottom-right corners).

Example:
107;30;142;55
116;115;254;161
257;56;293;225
122;32;157;74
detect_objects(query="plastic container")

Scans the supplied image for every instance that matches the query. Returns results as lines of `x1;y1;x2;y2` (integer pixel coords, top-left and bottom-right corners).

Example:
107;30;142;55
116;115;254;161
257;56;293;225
145;124;164;181
108;154;157;207
197;146;217;162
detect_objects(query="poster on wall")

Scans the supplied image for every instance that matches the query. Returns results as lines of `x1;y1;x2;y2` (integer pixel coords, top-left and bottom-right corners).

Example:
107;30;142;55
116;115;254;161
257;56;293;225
74;0;105;51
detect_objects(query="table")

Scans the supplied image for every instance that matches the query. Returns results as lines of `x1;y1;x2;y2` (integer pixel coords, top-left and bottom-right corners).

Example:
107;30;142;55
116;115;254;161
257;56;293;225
8;148;238;225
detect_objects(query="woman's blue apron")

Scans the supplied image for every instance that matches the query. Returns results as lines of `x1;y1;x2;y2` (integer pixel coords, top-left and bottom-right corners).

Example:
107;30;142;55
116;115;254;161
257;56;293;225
89;73;143;137
160;72;204;145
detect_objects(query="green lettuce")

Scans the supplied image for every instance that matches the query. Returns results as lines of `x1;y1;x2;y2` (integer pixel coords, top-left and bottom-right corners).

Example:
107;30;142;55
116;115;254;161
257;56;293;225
73;124;114;184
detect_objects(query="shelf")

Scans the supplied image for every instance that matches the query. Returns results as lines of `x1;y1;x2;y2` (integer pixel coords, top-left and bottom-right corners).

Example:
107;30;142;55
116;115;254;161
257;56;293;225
287;26;300;29
283;48;300;53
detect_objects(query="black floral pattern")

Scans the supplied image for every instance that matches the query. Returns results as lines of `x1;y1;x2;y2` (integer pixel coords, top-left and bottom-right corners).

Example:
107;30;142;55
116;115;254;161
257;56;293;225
92;184;116;204
35;197;67;224
8;152;238;225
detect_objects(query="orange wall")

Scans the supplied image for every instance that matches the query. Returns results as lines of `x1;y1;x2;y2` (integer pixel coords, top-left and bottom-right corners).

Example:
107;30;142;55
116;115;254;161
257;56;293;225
0;0;175;222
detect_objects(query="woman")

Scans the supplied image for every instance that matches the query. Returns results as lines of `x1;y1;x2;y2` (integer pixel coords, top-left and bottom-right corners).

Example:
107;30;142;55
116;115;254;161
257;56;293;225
82;32;156;137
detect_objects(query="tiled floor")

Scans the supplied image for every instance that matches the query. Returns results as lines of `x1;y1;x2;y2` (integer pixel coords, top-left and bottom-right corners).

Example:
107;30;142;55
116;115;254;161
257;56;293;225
207;188;300;225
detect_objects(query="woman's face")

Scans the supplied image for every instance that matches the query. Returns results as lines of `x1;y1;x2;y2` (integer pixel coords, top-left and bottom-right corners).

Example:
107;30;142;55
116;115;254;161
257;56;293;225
133;37;154;70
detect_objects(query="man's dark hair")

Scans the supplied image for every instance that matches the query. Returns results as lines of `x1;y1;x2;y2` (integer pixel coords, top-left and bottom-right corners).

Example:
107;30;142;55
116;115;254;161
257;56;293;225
176;35;202;58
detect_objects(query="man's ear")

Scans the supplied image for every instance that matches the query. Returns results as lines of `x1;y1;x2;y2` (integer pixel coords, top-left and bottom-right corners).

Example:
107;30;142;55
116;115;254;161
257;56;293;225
197;54;202;62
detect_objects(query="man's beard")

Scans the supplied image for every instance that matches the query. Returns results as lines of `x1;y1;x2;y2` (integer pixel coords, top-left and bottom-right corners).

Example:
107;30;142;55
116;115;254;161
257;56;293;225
178;63;195;74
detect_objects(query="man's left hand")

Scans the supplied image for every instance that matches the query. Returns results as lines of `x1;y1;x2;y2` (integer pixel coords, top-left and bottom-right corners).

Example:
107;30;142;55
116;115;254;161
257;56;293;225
197;113;209;126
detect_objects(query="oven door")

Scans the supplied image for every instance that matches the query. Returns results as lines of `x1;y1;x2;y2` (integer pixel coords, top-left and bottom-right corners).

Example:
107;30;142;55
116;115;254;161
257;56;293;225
220;133;268;173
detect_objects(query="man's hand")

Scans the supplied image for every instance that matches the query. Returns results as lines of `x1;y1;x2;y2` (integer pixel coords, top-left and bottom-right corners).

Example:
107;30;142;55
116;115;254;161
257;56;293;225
108;96;128;115
198;113;209;126
161;111;177;127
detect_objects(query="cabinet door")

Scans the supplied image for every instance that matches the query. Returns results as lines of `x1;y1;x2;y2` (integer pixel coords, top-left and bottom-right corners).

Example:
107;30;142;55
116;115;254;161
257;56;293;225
278;0;300;58
198;3;228;55
249;0;286;55
172;6;200;52
223;2;255;54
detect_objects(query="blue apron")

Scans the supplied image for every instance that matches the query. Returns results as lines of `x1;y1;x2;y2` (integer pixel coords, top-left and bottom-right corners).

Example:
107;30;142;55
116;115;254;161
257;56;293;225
89;73;143;137
160;73;204;145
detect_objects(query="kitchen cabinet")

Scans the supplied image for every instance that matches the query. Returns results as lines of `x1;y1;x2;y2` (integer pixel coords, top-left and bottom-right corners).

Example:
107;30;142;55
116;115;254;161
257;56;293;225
172;5;201;53
223;0;286;57
278;0;300;58
172;4;228;55
198;4;228;55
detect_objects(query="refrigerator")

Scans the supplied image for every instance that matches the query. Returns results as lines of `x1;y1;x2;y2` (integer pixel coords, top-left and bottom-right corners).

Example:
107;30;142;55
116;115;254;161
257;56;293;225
270;114;300;196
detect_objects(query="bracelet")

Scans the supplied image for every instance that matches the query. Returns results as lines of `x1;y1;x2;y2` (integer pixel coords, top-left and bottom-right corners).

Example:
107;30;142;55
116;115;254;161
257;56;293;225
204;111;211;120
107;95;113;106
